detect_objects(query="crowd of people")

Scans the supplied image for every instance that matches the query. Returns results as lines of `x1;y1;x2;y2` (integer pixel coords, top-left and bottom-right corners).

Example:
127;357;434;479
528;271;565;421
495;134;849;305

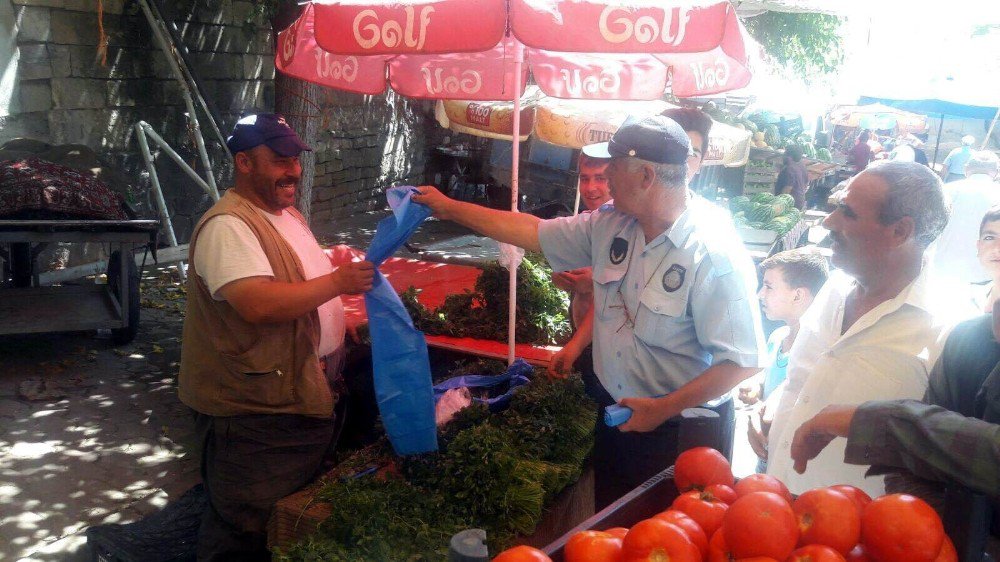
176;111;999;560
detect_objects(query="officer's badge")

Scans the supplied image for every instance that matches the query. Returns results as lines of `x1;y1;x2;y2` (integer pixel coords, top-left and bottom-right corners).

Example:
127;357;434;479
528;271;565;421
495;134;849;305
609;237;628;265
662;264;686;292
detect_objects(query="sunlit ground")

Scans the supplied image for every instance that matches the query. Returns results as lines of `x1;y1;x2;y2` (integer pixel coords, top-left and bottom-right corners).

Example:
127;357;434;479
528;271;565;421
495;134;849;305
0;267;199;561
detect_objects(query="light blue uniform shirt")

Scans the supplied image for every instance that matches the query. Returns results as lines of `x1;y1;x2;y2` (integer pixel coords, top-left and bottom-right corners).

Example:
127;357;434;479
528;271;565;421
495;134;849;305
538;194;766;402
944;146;974;175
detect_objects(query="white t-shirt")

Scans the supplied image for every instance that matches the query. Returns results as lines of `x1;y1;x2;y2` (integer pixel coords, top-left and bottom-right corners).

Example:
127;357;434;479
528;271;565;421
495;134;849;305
193;208;345;357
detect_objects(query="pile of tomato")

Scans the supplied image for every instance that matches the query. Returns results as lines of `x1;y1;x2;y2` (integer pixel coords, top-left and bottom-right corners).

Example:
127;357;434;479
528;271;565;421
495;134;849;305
492;447;956;562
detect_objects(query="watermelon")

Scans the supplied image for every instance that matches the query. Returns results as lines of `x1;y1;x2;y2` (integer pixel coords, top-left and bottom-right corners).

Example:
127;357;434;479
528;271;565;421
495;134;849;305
771;200;789;217
776;194;796;209
743;120;759;133
816;148;832;162
763;125;781;147
801;143;817;159
748;202;776;222
729;195;751;213
751;192;775;205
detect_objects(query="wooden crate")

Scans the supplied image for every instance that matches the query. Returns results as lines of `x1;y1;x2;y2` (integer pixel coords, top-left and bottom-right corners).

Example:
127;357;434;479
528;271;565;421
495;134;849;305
267;464;595;552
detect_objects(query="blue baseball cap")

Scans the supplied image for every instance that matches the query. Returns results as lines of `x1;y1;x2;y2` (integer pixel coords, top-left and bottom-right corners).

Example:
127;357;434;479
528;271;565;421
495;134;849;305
582;114;692;165
226;113;312;157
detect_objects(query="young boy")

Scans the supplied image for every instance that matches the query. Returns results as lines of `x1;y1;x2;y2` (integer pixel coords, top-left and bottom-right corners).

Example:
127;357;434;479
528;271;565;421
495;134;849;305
742;248;829;471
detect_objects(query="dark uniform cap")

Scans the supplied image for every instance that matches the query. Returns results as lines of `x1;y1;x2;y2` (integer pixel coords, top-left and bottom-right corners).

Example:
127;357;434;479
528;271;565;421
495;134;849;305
582;114;692;165
226;113;312;157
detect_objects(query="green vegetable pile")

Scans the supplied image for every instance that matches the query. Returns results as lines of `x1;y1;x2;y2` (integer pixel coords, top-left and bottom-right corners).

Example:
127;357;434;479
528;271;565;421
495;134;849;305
275;366;596;561
402;257;572;346
730;192;802;235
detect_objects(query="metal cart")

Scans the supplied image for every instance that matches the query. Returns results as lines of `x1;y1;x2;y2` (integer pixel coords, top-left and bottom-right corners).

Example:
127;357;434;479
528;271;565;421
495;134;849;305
0;219;159;344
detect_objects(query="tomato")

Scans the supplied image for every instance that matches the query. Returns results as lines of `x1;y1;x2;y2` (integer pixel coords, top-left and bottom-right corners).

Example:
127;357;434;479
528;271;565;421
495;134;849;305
707;484;738;504
860;494;944;562
564;530;623;562
621;518;701;562
792;488;861;554
653;510;709;559
738;558;779;562
604;527;630;540
674;447;735;492
723;492;799;560
829;486;872;520
786;544;847;562
843;545;872;562
492;544;552;562
671;489;729;537
733;474;794;503
708;529;732;562
933;535;958;562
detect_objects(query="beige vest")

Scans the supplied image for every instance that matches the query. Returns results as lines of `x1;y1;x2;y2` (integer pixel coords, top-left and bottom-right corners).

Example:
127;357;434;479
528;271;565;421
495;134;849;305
178;190;334;417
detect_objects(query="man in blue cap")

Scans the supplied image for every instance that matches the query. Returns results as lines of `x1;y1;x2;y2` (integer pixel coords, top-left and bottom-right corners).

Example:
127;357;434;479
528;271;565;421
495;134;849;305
414;115;765;507
179;113;374;560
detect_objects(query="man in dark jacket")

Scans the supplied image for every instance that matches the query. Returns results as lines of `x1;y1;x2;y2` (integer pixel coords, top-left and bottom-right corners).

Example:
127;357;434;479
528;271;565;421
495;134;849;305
775;145;809;210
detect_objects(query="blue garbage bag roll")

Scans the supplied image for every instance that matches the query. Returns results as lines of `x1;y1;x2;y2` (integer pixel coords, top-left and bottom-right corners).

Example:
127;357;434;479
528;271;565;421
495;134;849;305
364;186;438;455
432;358;534;412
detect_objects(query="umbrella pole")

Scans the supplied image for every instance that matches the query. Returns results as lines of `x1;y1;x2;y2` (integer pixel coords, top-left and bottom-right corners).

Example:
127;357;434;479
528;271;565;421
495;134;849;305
573;176;581;217
507;39;525;365
984;105;1000;150
933;113;944;164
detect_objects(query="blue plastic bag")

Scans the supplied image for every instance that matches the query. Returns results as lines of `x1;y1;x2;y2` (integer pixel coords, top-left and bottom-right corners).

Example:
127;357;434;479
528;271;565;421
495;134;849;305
364;186;438;455
432;358;533;412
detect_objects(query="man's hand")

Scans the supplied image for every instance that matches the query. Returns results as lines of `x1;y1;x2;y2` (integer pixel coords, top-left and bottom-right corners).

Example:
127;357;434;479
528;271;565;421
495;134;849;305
411;186;456;220
547;341;582;379
738;380;762;405
552;267;593;294
747;402;770;461
618;396;673;433
790;404;857;474
331;260;375;295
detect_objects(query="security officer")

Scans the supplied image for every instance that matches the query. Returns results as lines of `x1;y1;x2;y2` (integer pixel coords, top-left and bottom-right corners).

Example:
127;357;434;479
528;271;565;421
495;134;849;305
413;115;765;507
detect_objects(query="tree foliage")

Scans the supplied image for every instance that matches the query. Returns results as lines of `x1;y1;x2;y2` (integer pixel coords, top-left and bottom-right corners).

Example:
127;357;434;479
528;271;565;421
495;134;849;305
744;12;845;77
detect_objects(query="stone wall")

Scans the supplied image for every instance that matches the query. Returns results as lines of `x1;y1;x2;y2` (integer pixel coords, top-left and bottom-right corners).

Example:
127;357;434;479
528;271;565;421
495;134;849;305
1;0;435;243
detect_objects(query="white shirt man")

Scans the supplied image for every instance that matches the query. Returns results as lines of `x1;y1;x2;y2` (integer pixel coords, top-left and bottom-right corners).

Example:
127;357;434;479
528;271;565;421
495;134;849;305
193;209;346;357
766;267;970;496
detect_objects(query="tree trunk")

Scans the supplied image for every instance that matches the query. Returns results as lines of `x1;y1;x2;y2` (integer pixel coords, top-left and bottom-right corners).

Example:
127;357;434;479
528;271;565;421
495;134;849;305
272;3;320;225
274;73;320;223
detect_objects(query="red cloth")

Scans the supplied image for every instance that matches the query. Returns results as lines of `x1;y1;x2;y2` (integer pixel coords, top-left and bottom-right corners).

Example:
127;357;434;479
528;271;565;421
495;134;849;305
0;157;126;219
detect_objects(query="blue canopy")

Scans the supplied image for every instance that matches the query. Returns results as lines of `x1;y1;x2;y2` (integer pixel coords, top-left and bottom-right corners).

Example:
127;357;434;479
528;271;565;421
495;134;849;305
858;95;997;121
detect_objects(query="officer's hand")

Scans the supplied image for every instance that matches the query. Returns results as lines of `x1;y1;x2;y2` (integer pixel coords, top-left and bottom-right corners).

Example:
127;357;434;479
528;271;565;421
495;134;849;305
747;402;769;460
552;268;593;294
411;186;455;220
331;260;375;295
790;404;856;474
547;341;582;379
618;396;671;433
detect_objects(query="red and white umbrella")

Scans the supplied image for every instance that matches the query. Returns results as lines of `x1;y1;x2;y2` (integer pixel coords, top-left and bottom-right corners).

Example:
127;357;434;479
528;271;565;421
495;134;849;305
276;0;754;362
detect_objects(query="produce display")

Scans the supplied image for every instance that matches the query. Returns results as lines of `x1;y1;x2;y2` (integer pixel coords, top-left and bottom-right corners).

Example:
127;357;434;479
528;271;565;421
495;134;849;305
276;362;596;561
403;257;572;346
729;193;802;235
492;447;958;562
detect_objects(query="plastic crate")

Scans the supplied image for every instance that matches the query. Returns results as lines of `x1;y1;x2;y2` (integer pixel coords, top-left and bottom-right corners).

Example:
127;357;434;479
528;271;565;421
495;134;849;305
86;484;206;562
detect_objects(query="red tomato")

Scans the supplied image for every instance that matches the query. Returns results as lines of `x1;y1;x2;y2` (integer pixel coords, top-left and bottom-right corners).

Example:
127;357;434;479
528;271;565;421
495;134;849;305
621;518;701;562
734;474;794;503
738;558;780;562
604;527;630;540
861;494;944;562
843;545;872;562
933;535;958;562
829;486;872;520
792;488;861;554
653;510;709;559
564;530;623;562
671;489;729;537
708;529;731;562
492;545;552;562
786;544;847;562
674;447;735;492
707;484;738;504
723;492;799;560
